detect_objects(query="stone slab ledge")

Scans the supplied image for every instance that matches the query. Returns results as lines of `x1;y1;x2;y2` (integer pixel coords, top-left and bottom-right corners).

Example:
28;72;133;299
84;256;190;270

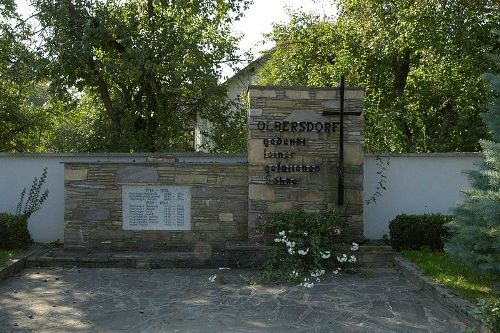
0;247;48;282
394;255;492;333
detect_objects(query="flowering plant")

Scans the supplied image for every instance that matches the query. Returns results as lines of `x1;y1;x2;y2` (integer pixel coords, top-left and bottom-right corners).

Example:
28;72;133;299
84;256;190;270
257;209;359;288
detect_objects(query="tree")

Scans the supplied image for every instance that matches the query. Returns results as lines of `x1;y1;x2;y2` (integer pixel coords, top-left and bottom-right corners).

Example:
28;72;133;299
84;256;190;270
0;0;46;151
258;0;499;152
31;0;250;152
446;53;500;274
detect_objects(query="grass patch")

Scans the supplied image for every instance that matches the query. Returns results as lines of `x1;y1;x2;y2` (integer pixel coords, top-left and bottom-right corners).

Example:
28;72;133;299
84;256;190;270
0;250;16;266
402;250;499;304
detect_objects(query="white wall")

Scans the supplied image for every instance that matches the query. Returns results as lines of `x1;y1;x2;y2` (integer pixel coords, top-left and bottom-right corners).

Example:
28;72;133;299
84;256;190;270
1;152;482;242
0;154;150;243
363;153;482;239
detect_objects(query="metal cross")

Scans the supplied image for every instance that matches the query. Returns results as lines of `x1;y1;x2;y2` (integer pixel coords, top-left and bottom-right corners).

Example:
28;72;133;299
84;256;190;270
322;76;362;206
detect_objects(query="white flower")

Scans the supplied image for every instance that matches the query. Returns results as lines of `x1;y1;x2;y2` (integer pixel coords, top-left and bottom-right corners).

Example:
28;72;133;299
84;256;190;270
348;255;357;263
218;267;230;270
303;231;308;236
297;248;309;256
333;228;341;235
320;251;331;259
208;275;217;282
300;279;315;288
310;269;325;277
290;270;299;278
333;268;341;275
288;248;295;255
279;231;286;236
350;242;359;252
337;254;348;263
274;238;281;243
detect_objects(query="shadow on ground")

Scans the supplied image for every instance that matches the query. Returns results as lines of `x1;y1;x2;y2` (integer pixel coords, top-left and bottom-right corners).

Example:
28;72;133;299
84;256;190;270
0;268;468;333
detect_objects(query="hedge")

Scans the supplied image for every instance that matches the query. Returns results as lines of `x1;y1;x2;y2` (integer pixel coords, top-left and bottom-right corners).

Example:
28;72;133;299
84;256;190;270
389;214;452;251
0;213;32;250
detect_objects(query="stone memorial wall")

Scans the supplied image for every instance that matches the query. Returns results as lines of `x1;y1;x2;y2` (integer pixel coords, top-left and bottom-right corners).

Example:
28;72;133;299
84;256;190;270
63;86;364;251
247;86;364;241
64;162;248;250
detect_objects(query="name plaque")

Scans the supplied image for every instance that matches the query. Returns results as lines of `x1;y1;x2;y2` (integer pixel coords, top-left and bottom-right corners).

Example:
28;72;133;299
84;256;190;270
122;185;191;231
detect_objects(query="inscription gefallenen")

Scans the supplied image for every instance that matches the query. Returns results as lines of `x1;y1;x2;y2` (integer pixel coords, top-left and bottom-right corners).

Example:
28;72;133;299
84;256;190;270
261;135;322;185
122;185;191;231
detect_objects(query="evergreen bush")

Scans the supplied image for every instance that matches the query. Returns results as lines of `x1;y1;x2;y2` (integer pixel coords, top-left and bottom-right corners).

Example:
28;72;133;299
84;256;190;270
446;65;500;274
0;213;31;250
389;214;452;251
0;168;49;250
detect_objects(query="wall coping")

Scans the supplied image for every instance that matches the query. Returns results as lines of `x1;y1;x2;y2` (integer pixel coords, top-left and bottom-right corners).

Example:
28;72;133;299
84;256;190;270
365;152;482;158
63;161;248;166
248;85;364;91
0;152;482;159
0;152;247;158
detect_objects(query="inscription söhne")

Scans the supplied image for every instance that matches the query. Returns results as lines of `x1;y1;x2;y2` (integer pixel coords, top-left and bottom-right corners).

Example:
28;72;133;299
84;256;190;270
257;121;338;132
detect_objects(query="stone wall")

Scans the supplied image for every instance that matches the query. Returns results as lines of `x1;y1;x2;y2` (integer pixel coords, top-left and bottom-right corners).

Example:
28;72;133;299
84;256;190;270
247;86;365;241
64;162;248;251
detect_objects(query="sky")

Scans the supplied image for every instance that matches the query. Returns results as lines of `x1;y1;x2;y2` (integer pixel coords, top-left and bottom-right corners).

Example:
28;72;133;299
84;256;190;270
15;0;336;78
226;0;336;78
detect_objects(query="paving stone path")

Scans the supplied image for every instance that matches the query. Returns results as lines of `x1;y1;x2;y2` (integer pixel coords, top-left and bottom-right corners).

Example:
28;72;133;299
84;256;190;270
0;267;468;332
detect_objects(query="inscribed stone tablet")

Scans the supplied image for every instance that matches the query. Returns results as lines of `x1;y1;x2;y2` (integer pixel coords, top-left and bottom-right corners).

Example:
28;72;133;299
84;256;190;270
122;185;191;230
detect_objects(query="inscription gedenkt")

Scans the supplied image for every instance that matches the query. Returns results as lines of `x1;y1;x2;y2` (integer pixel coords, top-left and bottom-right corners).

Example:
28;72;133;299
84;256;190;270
122;185;191;230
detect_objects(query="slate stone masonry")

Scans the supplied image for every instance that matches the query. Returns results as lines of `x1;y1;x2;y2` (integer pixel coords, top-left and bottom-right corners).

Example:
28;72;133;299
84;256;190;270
247;86;364;242
64;86;364;251
64;162;248;251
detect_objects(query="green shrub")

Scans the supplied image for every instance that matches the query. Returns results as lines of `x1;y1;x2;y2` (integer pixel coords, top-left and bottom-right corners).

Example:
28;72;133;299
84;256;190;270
0;213;32;250
476;298;500;332
256;209;359;287
389;214;452;251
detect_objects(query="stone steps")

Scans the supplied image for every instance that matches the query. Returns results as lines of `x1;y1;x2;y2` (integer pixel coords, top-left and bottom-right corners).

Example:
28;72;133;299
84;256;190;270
26;243;394;269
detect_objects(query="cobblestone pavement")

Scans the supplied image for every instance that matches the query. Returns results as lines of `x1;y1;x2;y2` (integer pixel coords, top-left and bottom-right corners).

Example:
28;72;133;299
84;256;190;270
0;268;468;333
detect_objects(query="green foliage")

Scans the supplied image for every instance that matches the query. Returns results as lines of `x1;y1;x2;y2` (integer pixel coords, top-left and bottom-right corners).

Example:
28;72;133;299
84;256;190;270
446;65;500;274
16;168;49;219
0;0;49;151
256;210;358;287
402;251;498;305
476;298;500;332
22;0;250;153
199;100;248;153
0;250;16;266
389;214;452;251
0;213;32;250
258;0;499;152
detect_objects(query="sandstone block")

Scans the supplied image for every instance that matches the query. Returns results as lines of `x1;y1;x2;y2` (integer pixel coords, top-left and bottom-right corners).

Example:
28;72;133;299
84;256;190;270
65;168;88;181
249;184;275;201
285;89;310;99
345;189;363;204
265;99;297;108
267;201;294;212
315;90;337;99
218;213;234;222
249;108;263;117
248;139;265;164
115;166;158;183
344;142;364;166
73;208;111;221
298;191;322;202
249;89;276;99
345;90;364;99
98;189;121;200
175;174;208;184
